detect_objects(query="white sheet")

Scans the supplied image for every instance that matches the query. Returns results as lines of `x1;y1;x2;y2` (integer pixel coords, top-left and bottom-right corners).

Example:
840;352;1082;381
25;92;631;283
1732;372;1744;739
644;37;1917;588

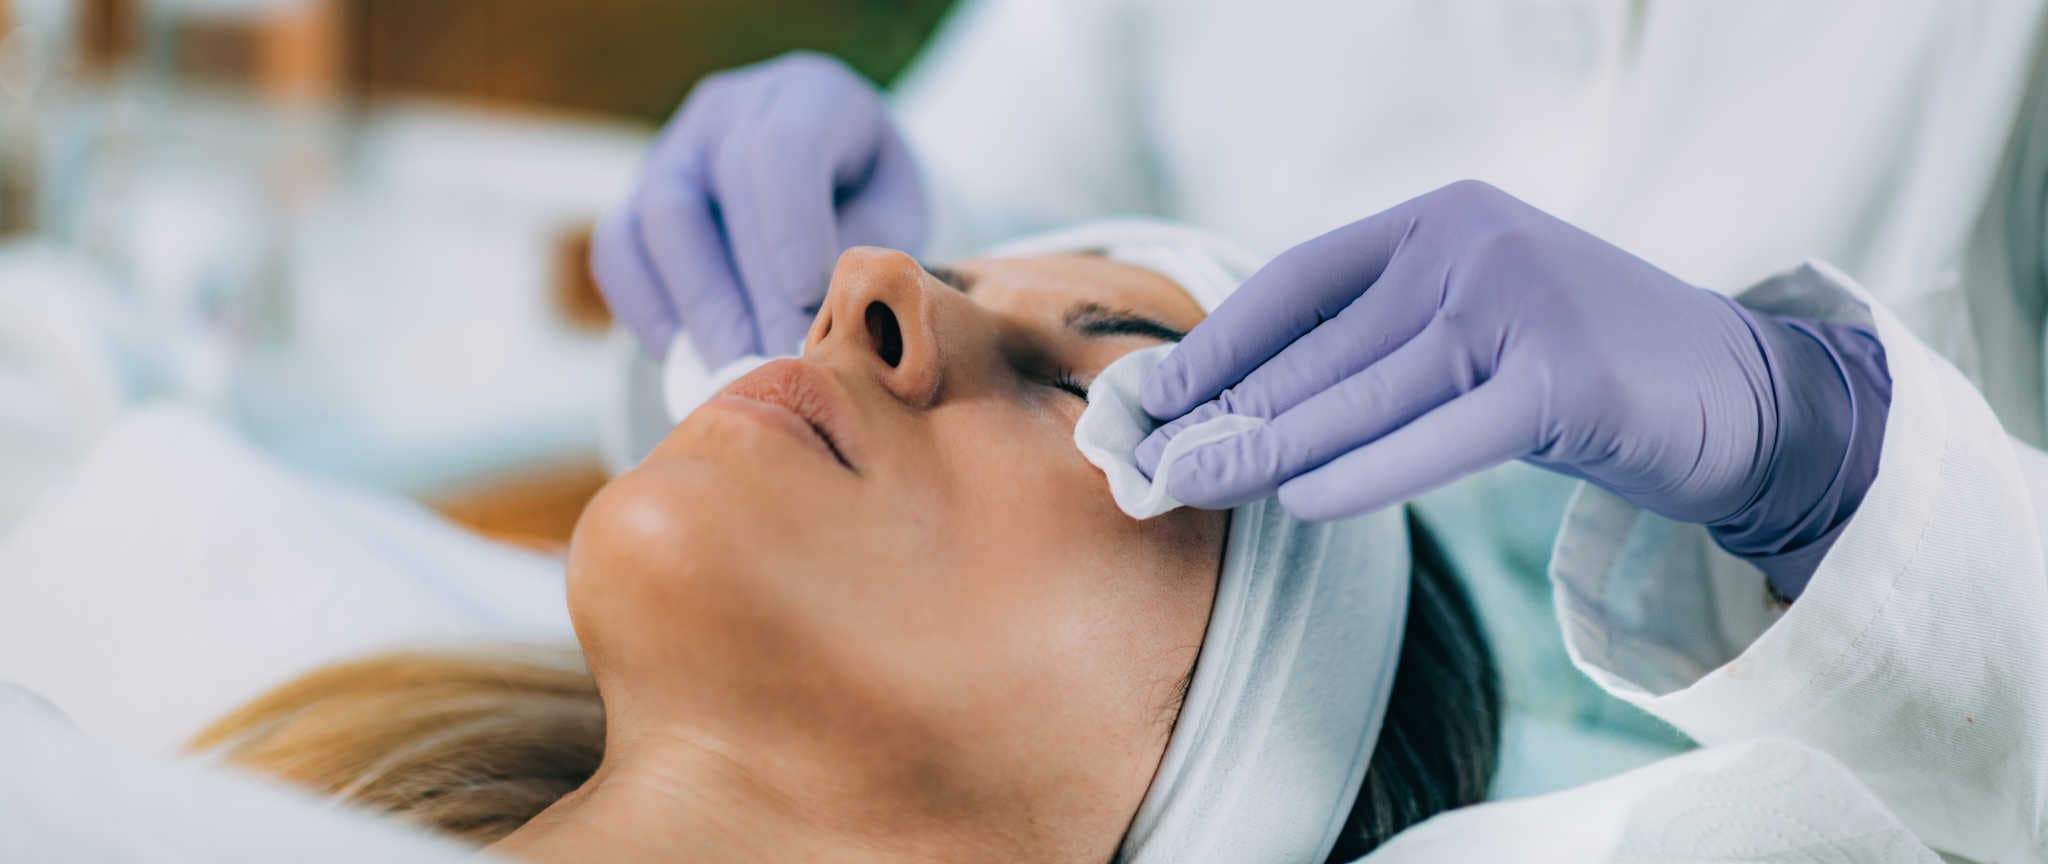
0;405;574;753
0;681;491;862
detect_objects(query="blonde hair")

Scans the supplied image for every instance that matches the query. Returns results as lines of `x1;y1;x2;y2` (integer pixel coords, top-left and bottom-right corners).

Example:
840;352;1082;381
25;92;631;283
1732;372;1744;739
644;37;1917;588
187;648;604;845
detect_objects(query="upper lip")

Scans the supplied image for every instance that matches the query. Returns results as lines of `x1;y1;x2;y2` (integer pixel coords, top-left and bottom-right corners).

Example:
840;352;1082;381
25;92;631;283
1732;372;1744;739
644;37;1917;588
719;358;862;473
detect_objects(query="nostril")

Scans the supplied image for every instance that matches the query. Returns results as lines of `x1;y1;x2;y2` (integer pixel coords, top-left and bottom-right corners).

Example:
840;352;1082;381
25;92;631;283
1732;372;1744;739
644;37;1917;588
864;301;903;368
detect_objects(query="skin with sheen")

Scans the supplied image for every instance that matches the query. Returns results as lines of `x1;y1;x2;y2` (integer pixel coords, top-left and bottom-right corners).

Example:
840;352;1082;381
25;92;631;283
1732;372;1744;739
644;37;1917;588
493;249;1227;864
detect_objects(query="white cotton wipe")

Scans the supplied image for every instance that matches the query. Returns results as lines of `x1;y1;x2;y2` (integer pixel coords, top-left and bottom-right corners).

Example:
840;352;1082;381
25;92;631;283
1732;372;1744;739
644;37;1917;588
662;338;779;422
1077;346;1264;519
600;337;782;472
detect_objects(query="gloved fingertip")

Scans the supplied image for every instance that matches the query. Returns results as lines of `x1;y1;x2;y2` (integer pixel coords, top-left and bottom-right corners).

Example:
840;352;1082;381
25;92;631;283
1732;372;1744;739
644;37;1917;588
760;317;815;358
1163;443;1241;510
778;258;831;309
1162;467;1218;510
1275;480;1324;522
637;318;680;361
677;320;743;369
1168;473;1258;512
1139;359;1191;418
1133;430;1169;478
1276;477;1379;523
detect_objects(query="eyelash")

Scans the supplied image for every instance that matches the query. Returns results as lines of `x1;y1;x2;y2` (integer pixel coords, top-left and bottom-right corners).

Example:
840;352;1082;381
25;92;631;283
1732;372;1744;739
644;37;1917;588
1044;367;1089;401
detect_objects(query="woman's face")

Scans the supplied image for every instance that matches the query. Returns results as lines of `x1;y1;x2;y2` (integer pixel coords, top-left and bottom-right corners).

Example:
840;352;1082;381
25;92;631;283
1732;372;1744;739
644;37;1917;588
567;248;1225;860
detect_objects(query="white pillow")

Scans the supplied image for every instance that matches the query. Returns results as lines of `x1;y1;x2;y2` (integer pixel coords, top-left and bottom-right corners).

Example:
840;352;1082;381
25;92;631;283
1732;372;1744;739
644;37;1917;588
0;682;490;863
0;405;576;753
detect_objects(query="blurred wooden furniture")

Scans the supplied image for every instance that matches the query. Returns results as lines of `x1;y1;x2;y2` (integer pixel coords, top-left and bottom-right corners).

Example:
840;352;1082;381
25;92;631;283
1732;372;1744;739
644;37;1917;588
175;0;345;102
554;222;611;330
345;0;956;123
77;0;140;74
430;457;611;552
77;0;954;123
60;1;948;548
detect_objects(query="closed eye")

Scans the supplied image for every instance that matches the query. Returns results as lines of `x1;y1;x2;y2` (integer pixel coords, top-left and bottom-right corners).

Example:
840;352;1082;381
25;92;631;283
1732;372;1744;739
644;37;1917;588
1044;367;1089;401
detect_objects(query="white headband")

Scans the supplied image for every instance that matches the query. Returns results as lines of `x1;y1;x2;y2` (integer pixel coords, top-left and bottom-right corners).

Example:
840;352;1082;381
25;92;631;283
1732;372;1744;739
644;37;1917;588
998;222;1412;863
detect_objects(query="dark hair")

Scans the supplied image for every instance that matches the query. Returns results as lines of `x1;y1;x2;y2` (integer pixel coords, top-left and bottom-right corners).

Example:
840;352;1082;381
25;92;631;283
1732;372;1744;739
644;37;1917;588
1321;509;1501;860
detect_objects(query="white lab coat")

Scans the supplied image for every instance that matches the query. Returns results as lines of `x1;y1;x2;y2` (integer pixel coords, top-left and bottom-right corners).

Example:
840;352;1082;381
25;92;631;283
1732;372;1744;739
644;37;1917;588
894;0;2048;443
891;2;2048;860
1371;263;2048;862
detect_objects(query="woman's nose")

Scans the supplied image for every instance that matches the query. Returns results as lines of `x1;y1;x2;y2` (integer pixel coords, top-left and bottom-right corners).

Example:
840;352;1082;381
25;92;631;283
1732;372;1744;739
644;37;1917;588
806;247;942;407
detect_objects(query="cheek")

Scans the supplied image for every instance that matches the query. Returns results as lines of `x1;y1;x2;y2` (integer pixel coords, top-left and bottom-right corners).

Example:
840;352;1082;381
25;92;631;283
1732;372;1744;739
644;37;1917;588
928;395;1212;575
566;412;890;719
914;395;1224;692
932;396;1120;547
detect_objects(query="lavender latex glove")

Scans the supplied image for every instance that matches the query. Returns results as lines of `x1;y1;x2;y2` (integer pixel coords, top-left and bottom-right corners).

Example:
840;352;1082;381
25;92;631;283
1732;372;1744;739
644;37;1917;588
592;52;929;365
1138;181;1889;597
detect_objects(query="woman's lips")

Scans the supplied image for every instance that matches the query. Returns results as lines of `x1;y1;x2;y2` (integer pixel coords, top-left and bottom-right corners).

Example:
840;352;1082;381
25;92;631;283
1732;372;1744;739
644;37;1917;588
713;358;861;473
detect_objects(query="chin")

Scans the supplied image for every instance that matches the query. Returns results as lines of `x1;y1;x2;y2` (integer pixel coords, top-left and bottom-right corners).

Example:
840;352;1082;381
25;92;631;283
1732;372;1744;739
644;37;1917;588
573;418;847;598
570;465;730;593
563;461;786;682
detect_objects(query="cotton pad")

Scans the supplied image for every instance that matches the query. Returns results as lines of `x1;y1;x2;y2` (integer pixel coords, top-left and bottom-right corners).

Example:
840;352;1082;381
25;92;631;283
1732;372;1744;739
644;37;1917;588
1076;346;1263;519
663;339;777;422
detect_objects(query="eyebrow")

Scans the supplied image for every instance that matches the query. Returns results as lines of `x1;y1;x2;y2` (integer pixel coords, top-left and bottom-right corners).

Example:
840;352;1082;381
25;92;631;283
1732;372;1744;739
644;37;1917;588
1064;301;1186;343
922;261;1185;342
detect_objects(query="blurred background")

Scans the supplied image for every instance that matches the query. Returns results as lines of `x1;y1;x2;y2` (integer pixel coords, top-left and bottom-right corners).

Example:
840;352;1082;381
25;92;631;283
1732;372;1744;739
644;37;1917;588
0;0;955;546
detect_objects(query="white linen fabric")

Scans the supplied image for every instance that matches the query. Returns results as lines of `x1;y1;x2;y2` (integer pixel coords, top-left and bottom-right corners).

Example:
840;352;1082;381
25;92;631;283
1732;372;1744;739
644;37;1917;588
1371;737;1939;863
0;406;574;754
0;682;493;863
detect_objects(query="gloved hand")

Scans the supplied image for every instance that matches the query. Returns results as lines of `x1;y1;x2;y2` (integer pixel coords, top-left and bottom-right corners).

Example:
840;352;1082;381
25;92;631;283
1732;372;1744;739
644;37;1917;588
592;52;929;365
1137;181;1885;579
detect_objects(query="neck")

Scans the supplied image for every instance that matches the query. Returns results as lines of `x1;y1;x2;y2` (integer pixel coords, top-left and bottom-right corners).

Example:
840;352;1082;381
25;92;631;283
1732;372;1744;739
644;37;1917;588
486;731;950;864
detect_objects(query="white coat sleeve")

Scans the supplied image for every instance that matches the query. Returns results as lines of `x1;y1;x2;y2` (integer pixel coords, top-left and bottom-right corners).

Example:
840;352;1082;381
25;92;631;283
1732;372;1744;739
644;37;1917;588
1548;262;2048;864
1363;738;1939;864
887;0;1160;257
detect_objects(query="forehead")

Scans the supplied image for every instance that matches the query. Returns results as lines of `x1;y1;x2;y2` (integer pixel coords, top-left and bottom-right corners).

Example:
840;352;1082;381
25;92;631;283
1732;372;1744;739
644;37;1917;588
950;254;1208;331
